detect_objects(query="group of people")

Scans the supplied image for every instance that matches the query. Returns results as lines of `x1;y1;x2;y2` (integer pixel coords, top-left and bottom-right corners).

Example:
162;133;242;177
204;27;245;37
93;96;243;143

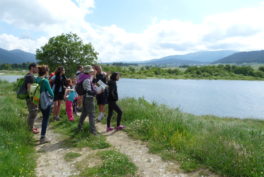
24;63;124;144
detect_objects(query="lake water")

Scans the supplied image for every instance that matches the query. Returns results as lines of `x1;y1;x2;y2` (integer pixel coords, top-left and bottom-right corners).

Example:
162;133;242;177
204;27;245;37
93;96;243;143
0;75;22;82
1;75;264;119
118;79;264;120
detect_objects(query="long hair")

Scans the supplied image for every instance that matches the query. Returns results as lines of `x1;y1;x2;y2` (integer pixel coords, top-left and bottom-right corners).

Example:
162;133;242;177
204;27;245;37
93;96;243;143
55;66;64;76
110;72;119;81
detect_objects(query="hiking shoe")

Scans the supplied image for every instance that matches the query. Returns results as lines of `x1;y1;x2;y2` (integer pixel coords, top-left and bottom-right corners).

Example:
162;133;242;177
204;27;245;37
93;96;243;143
92;132;98;136
115;125;125;131
40;137;51;144
106;127;114;132
76;107;82;112
54;116;60;121
32;128;39;134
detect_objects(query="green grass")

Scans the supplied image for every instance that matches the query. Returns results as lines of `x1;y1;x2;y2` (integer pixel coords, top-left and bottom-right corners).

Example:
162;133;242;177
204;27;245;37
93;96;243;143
117;98;264;177
77;150;137;177
64;152;81;162
51;111;110;149
0;80;36;177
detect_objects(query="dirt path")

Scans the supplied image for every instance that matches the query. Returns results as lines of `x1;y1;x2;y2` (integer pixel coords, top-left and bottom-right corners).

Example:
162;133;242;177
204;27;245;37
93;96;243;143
34;118;80;177
34;117;217;177
96;123;217;177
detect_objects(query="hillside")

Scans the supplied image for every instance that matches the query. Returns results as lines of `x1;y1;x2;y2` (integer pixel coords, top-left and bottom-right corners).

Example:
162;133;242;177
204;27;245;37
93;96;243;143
214;50;264;64
139;50;236;66
143;57;204;66
0;48;36;64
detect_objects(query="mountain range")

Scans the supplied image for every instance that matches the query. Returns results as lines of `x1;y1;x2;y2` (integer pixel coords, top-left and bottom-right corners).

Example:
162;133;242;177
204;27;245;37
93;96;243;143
0;48;36;64
213;50;264;64
139;50;236;66
1;47;264;66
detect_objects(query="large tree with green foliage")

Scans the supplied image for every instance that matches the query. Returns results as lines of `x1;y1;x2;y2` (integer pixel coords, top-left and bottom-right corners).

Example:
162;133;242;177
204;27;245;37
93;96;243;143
36;33;98;76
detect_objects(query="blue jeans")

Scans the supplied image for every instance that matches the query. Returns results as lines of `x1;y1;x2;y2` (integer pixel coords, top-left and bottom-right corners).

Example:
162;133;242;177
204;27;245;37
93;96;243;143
40;105;51;137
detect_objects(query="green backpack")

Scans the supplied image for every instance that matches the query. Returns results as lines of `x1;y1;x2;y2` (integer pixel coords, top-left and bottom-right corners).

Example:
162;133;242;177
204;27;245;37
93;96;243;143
31;79;44;105
16;77;28;99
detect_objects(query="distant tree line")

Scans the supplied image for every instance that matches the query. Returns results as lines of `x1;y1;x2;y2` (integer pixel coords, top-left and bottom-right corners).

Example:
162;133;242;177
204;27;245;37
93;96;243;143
0;63;30;70
184;65;264;78
102;64;264;79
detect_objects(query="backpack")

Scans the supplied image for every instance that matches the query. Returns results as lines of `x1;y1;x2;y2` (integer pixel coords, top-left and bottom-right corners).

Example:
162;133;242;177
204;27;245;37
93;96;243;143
75;81;85;95
31;79;44;105
16;77;28;99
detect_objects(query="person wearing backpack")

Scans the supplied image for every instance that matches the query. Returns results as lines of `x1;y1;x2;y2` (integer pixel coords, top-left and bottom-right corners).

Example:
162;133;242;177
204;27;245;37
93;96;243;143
77;65;97;135
24;63;39;134
106;72;125;132
50;66;67;121
35;65;54;144
75;65;84;112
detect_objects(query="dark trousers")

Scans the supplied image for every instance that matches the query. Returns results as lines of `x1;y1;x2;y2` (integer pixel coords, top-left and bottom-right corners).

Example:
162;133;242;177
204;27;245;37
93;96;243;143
73;98;77;114
78;97;96;134
107;101;122;128
26;99;38;130
40;105;51;137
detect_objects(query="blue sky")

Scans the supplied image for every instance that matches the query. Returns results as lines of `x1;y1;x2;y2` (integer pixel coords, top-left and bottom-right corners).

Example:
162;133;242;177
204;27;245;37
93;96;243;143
88;0;262;32
0;0;264;62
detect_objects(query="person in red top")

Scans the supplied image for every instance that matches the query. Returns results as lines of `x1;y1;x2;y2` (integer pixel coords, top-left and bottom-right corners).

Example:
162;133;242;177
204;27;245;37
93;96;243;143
49;72;55;86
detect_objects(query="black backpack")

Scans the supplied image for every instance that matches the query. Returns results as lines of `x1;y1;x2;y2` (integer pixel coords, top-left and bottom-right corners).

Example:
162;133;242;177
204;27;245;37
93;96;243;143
75;81;85;95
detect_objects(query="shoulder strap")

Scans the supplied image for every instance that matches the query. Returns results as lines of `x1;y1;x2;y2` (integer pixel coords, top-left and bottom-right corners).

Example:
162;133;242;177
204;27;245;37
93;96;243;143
38;78;45;90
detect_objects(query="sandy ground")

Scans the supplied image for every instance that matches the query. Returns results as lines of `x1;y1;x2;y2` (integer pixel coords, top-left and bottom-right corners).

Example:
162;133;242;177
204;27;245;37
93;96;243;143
34;118;218;177
34;118;79;177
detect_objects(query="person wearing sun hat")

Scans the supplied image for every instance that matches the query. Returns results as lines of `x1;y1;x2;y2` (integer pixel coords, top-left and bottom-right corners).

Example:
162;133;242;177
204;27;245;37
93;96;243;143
77;65;98;135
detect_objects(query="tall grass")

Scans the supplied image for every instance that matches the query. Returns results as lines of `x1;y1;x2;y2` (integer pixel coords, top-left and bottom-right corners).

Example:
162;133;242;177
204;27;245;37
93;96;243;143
51;109;110;149
118;98;264;177
0;80;36;176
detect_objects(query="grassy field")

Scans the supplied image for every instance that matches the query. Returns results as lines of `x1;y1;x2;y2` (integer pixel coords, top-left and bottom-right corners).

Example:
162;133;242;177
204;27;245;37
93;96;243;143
116;98;264;177
0;80;36;176
1;78;264;177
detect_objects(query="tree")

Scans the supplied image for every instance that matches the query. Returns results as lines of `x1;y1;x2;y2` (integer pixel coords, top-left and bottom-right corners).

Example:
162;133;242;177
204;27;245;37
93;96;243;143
258;66;264;72
36;33;98;76
0;64;12;70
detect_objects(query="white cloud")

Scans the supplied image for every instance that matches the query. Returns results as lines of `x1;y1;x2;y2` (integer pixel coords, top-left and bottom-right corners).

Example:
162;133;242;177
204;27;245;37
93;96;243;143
0;33;47;53
1;0;264;62
0;0;94;27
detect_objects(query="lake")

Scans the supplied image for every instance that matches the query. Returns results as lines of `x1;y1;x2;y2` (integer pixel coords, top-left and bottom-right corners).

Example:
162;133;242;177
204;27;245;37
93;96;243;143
118;79;264;120
1;75;264;119
0;75;22;82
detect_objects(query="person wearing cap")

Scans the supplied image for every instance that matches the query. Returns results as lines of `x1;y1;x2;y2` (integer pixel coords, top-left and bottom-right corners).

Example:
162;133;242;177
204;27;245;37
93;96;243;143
77;65;97;135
